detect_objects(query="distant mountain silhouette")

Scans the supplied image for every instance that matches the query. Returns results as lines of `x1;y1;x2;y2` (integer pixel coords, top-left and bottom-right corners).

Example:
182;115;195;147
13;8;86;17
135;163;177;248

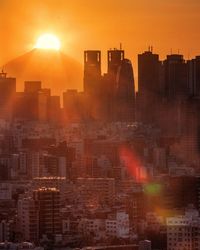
2;49;83;96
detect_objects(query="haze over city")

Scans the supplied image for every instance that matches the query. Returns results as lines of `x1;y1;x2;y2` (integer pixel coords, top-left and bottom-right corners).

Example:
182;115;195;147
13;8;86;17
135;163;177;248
0;1;200;250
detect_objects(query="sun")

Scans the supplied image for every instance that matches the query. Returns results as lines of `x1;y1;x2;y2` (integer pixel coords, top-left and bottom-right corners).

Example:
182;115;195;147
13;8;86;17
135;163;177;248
35;33;61;50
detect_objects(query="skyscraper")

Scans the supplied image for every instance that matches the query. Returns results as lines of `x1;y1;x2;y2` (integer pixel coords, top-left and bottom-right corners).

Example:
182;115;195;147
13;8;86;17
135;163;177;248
138;50;160;124
83;49;135;122
83;50;102;120
0;71;16;120
84;50;101;94
115;59;135;121
107;49;129;121
108;49;125;77
162;54;188;135
164;54;188;100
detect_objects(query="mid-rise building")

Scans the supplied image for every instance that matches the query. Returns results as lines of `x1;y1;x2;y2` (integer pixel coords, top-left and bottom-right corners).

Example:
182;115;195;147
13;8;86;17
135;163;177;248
167;208;200;250
33;188;61;239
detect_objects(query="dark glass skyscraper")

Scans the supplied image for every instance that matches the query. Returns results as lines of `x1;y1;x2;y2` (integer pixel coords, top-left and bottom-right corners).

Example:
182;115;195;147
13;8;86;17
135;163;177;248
164;54;188;100
84;50;101;94
115;59;135;121
138;50;160;124
108;49;125;77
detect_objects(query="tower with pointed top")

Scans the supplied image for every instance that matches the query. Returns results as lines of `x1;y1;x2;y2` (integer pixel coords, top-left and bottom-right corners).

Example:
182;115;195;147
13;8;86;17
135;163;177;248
115;58;135;121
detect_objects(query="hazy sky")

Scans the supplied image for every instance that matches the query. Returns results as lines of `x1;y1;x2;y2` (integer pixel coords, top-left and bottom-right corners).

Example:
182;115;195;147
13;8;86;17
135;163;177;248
1;0;200;75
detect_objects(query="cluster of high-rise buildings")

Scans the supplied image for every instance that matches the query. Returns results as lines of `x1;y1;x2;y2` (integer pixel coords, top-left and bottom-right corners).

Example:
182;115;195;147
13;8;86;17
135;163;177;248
138;50;200;130
1;48;200;249
0;48;136;124
1;48;200;132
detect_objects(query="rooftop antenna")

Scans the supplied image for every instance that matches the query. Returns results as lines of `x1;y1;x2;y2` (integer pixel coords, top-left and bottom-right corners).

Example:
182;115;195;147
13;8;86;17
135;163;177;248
120;43;122;50
148;45;151;52
0;68;7;78
151;46;153;53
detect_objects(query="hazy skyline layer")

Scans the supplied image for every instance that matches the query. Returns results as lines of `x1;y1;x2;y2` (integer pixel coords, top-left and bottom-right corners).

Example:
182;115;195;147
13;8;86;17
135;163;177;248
1;0;200;88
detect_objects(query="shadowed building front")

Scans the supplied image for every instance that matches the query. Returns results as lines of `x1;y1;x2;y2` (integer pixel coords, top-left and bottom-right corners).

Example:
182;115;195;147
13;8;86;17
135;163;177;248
0;71;16;120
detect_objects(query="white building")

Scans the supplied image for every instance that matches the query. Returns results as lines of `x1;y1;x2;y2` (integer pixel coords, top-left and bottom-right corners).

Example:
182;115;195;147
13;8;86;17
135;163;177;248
78;218;105;240
106;211;129;239
167;208;200;250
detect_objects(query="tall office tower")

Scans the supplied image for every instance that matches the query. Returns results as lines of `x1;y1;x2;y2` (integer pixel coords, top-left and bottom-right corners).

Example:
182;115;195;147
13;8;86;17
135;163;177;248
0;71;16;120
84;50;101;94
106;49;125;121
138;50;161;124
187;56;200;96
115;59;135;121
108;49;125;77
84;50;102;120
164;54;188;99
162;55;188;135
24;81;41;93
33;188;61;240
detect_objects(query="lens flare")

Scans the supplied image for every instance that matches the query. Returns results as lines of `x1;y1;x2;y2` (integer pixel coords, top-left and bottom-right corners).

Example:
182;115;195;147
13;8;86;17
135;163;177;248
144;183;162;196
120;146;147;183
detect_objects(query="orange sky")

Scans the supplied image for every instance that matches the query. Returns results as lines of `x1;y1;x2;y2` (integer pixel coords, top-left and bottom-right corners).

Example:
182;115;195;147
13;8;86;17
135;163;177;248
0;0;200;80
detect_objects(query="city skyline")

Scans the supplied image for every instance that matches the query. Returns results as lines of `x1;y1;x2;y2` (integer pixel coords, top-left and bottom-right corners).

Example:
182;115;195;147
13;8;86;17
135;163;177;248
1;0;200;79
3;47;200;94
0;1;200;249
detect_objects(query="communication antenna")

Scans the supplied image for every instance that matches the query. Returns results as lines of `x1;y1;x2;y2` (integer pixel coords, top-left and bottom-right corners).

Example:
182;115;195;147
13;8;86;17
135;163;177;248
0;68;7;78
120;43;122;50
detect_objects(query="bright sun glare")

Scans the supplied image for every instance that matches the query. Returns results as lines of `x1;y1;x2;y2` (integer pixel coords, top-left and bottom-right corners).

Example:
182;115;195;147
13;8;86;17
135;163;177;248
35;33;61;50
